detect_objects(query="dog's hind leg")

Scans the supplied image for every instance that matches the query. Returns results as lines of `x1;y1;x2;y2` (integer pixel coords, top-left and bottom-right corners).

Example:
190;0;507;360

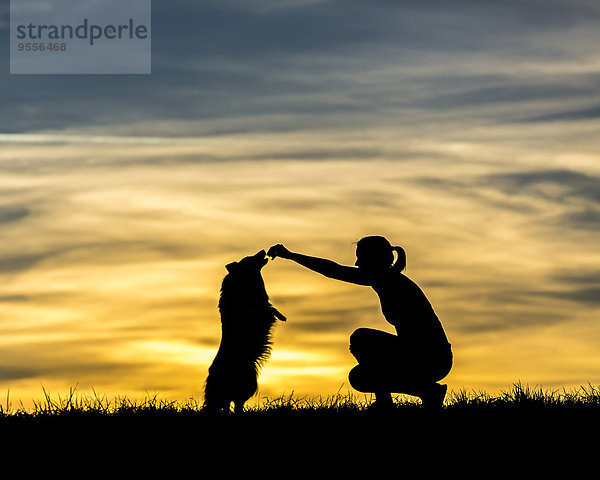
203;397;231;414
233;400;245;414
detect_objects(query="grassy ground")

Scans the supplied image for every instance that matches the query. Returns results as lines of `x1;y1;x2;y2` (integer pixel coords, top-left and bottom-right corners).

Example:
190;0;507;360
2;383;598;470
2;382;600;422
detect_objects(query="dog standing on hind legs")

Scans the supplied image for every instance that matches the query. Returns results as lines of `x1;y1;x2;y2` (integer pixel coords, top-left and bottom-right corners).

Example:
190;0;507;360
203;249;286;414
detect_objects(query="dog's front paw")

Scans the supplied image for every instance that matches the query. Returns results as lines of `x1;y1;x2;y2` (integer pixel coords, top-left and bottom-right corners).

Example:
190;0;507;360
272;307;287;322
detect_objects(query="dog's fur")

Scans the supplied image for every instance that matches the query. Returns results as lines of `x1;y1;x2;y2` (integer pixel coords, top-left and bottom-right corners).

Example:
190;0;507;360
203;249;286;413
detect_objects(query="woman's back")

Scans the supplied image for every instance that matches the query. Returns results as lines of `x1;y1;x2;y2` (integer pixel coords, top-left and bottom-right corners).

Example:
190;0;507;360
372;270;450;350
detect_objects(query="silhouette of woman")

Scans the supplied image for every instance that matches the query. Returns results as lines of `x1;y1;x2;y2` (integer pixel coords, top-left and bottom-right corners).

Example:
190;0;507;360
267;236;452;410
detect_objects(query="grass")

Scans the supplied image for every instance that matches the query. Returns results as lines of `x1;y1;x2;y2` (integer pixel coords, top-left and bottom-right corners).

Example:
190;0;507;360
2;382;600;423
3;382;599;465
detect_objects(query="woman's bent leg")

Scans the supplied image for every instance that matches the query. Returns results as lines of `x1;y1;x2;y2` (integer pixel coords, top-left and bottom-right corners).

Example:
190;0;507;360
348;328;453;410
349;328;401;408
349;328;399;364
348;365;393;408
348;364;377;393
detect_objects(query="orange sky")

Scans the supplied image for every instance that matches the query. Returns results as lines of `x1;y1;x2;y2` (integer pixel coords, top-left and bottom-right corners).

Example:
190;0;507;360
0;129;598;408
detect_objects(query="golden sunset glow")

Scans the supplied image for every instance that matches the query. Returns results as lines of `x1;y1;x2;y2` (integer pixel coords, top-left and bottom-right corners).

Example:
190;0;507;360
1;126;599;408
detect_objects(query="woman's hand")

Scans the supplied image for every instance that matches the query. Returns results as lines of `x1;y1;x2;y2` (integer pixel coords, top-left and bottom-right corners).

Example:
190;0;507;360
268;244;292;259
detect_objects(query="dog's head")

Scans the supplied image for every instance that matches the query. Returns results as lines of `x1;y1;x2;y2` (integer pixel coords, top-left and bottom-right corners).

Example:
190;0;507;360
225;249;269;276
221;250;286;321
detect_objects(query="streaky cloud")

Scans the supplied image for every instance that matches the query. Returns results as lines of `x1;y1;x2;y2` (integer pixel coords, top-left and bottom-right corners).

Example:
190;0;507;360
0;134;206;145
0;206;30;224
483;169;600;203
532;287;600;306
522;104;600;123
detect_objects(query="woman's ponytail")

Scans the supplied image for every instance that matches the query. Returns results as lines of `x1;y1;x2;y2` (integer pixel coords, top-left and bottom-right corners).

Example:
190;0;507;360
355;236;405;272
391;246;406;272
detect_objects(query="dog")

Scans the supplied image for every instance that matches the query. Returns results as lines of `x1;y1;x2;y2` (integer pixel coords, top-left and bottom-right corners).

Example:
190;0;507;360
203;249;286;413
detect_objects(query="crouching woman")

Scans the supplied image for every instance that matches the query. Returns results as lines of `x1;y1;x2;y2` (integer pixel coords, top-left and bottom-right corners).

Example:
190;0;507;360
268;236;452;410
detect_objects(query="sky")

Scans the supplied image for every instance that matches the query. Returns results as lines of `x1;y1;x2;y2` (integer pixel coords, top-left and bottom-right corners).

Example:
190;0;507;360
0;0;599;407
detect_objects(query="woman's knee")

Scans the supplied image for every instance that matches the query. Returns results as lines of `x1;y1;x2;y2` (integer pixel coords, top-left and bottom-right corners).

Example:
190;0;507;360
348;365;369;392
349;327;383;351
349;328;373;361
349;365;384;393
433;349;453;381
350;328;397;363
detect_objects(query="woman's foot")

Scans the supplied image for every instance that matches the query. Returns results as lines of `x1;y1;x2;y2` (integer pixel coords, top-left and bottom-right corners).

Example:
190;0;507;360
420;383;447;411
373;392;394;410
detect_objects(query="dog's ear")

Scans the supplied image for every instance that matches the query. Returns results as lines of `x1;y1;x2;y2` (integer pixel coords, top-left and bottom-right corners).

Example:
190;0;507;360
226;262;238;273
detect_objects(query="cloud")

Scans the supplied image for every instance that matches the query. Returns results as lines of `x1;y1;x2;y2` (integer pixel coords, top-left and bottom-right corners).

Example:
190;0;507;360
538;271;600;305
0;206;30;224
524;104;600;123
0;295;29;302
2;0;599;137
413;169;600;235
480;170;600;231
453;308;571;335
0;339;151;383
420;80;600;113
556;208;600;231
551;270;600;285
0;366;40;381
0;251;58;274
534;287;600;305
483;169;600;203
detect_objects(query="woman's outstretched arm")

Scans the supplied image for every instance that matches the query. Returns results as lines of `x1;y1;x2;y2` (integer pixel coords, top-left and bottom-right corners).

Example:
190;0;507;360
267;244;372;286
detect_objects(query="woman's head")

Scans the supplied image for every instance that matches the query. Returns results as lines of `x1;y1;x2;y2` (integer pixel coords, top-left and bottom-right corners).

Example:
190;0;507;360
354;235;406;273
